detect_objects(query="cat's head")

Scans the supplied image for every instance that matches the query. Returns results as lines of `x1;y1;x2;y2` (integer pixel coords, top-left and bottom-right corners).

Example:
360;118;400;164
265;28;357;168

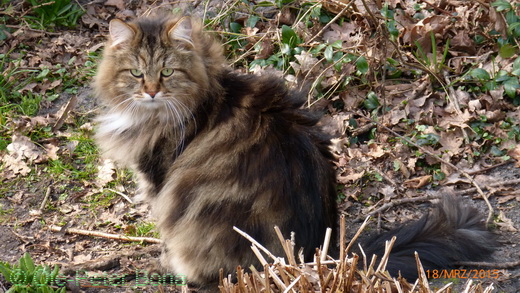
94;16;225;120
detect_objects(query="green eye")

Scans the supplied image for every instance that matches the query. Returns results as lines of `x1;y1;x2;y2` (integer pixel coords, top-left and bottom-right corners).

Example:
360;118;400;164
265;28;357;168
130;69;143;77
161;68;174;77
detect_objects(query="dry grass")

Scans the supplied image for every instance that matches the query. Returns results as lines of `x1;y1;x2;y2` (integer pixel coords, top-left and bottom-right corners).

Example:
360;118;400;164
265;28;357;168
219;216;495;293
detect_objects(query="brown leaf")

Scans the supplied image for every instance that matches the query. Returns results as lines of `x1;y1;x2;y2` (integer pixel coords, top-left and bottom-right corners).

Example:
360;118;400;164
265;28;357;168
96;159;116;187
490;7;508;38
450;31;476;55
508;145;520;168
44;143;60;161
403;175;432;189
1;154;31;178
7;134;46;163
388;109;407;125
104;0;125;10
438;109;472;128
337;171;365;184
496;211;518;232
254;40;274;60
380;185;396;199
367;143;386;158
293;51;319;74
439;130;464;155
53;96;78;132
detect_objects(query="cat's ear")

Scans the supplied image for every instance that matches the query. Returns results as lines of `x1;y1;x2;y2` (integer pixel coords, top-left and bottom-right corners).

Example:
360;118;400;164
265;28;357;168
168;17;194;47
109;19;135;48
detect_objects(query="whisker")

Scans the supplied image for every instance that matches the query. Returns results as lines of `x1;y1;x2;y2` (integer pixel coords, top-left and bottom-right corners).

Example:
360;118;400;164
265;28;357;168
166;100;186;156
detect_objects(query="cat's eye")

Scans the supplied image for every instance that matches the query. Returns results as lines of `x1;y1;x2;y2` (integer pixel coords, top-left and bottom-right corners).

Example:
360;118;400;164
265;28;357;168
130;69;143;78
161;68;174;77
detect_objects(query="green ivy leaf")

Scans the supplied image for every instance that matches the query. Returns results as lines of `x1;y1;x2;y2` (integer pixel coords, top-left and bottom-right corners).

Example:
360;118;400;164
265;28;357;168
380;4;394;19
470;68;491;81
491;0;512;12
333;52;344;71
330;40;343;49
490;145;505;156
433;170;446;181
503;77;520;98
512;56;520;76
356;56;369;74
364;91;380;110
324;45;334;62
281;25;301;48
387;20;399;38
499;44;517;58
229;22;242;33
310;43;327;54
393;160;401;171
245;16;259;28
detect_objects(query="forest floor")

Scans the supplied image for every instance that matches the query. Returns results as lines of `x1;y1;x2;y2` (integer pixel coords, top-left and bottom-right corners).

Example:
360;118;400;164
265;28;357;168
0;0;519;292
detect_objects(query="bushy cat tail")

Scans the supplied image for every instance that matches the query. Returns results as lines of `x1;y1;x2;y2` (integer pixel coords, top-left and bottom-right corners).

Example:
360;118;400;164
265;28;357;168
362;195;497;280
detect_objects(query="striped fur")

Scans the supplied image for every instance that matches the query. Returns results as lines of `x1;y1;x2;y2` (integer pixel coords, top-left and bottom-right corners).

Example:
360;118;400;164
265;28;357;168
94;16;337;286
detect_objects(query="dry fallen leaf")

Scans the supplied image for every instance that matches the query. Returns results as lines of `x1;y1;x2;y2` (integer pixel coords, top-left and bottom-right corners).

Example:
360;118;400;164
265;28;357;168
403;175;432;189
496;211;518;232
292;50;319;74
96;158;116;187
104;0;125;10
508;145;520;168
44;143;60;161
337;171;365;184
7;134;46;163
439;131;464;156
367;143;386;158
1;153;31;178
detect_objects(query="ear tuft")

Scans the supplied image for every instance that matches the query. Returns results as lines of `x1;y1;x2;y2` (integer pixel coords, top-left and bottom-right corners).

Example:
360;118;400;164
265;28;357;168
168;17;194;47
109;19;135;48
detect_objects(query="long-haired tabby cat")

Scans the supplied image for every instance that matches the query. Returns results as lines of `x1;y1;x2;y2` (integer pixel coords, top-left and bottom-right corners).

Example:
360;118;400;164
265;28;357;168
94;15;495;288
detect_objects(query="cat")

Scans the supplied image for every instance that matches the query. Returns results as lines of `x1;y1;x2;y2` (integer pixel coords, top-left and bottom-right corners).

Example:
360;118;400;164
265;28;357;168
93;15;495;288
94;15;337;287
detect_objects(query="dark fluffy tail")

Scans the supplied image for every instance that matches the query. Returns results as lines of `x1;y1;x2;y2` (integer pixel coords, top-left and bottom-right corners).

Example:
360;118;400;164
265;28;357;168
362;195;496;280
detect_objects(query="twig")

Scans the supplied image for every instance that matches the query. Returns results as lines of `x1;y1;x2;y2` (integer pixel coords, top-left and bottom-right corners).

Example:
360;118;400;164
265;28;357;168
444;73;470;144
39;185;52;211
415;251;431;292
274;226;296;266
359;0;379;28
233;226;280;262
49;225;161;244
466;160;513;176
456;259;520;269
250;246;287;291
368;194;440;216
53;96;78;132
373;236;396;279
457;178;520;195
10;229;34;243
320;228;332;262
106;188;133;204
60;245;161;275
345;216;370;256
283;275;301;293
339;214;346;265
371;165;399;188
5;25;62;36
351;122;376;137
19;1;56;18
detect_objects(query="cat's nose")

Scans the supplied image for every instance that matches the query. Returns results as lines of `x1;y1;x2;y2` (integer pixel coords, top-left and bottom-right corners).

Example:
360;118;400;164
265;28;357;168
146;91;157;98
